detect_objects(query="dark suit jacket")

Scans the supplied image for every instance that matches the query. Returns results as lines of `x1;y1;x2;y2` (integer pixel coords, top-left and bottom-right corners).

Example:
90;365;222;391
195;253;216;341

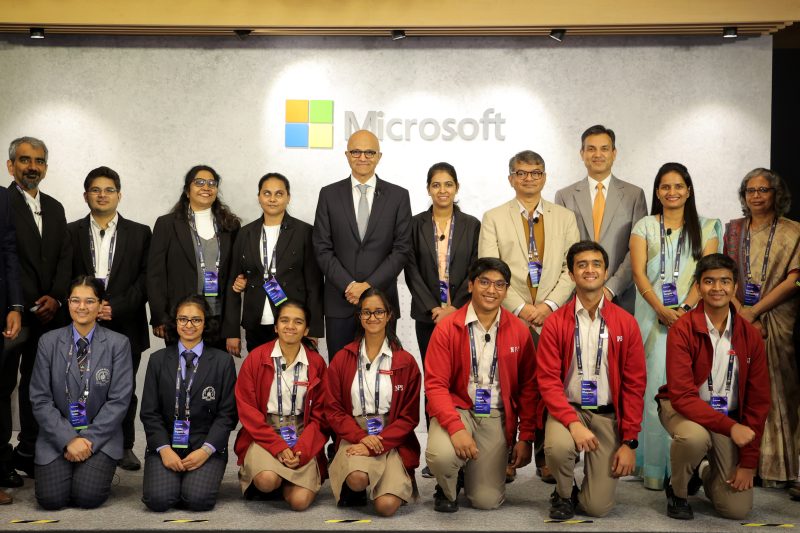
404;207;481;323
7;182;71;327
140;345;238;456
312;176;412;318
223;213;324;338
147;211;238;337
0;186;23;316
30;325;133;464
67;214;152;356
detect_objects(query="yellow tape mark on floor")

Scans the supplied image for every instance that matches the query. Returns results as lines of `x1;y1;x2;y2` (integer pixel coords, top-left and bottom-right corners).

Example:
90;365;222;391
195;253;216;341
325;519;372;524
9;520;59;524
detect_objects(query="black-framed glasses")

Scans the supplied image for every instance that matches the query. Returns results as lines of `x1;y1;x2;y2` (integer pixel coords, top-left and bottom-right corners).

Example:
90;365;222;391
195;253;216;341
511;170;544;179
358;309;387;320
348;149;378;159
176;316;204;326
192;178;218;189
476;277;509;290
87;187;118;195
744;187;775;195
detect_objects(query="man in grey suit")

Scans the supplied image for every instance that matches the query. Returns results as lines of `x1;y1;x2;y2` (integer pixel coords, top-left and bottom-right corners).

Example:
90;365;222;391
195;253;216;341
554;125;647;315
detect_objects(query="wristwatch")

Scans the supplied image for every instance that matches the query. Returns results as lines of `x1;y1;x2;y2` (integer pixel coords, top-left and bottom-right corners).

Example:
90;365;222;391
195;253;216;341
680;303;692;312
622;439;639;449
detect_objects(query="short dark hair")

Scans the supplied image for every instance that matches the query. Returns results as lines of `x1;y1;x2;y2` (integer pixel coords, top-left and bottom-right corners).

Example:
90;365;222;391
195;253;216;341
83;166;121;192
257;172;291;195
68;275;106;302
467;257;512;284
580;125;616;150
737;167;791;218
567;240;609;272
694;253;738;284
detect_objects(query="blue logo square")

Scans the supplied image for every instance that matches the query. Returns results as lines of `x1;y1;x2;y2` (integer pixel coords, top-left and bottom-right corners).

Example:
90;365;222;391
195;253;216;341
285;123;309;148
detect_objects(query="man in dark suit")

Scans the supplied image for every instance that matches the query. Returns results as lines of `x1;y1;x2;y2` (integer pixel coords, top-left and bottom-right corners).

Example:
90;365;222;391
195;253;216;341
67;166;152;471
1;137;71;482
312;129;412;360
0;185;23;503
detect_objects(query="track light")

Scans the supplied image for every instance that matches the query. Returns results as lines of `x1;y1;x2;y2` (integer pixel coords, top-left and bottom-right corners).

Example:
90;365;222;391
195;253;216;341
234;29;252;40
391;30;406;41
29;28;45;39
549;29;566;42
723;27;738;38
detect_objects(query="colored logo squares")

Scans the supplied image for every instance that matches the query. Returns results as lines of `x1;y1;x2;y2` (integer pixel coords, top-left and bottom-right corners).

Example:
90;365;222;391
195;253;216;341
285;99;334;148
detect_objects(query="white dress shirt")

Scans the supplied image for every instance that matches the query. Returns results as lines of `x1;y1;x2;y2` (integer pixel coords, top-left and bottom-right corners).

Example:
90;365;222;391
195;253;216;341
587;174;612;206
350;338;393;416
464;303;502;409
698;311;739;411
350;175;377;215
267;342;310;417
89;213;119;283
564;297;611;407
18;186;42;235
259;224;281;325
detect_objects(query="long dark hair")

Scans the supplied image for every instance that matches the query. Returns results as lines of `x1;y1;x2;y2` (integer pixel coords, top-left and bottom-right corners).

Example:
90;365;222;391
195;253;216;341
169;165;241;232
650;162;703;261
276;299;318;352
354;287;402;351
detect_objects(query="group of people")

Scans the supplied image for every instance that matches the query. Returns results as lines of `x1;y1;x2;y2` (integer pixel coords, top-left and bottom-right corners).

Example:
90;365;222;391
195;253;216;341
0;125;796;522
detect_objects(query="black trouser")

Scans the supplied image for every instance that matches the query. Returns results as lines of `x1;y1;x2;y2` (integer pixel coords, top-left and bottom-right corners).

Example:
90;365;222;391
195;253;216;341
414;320;436;428
244;325;278;353
122;350;142;450
325;317;358;363
0;324;41;462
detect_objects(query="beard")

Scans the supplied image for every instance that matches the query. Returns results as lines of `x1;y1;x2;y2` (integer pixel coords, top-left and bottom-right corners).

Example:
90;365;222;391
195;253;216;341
18;172;41;190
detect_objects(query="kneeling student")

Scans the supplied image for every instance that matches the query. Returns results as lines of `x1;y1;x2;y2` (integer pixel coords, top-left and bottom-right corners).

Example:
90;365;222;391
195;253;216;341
659;253;769;520
538;241;646;519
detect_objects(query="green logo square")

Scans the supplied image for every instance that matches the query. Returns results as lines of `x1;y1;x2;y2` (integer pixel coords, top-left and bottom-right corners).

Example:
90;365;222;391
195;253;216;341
309;100;334;124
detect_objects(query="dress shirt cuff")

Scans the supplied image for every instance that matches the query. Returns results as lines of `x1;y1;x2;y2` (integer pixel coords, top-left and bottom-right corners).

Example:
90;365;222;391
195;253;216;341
156;445;169;453
202;443;216;455
604;286;616;298
344;281;356;296
513;303;525;316
544;300;559;312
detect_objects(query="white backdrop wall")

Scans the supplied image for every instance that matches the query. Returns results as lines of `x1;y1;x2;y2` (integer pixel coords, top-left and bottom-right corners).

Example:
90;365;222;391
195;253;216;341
0;34;772;364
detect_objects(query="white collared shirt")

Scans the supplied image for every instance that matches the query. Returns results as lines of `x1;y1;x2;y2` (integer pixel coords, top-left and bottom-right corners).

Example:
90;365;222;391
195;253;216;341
351;175;377;216
350;338;393;416
192;207;215;239
17;186;42;235
517;199;544;222
699;311;739;411
464;303;502;409
89;213;119;282
565;297;611;407
267;342;310;416
587;174;612;206
259;223;281;325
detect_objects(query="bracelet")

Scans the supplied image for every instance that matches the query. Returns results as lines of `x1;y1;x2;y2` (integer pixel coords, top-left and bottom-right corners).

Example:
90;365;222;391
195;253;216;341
640;288;654;298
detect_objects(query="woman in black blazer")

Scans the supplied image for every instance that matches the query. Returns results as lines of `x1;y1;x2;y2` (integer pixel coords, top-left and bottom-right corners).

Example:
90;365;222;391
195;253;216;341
147;165;240;351
140;295;238;512
225;172;323;353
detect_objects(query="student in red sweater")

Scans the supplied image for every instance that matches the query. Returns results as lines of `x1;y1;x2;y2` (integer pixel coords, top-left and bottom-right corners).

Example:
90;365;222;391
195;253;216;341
538;241;646;519
425;257;537;512
234;301;329;511
659;253;770;520
324;287;421;517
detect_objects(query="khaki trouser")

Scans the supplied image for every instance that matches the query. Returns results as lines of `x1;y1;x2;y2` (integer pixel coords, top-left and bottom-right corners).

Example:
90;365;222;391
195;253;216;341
658;399;753;520
425;408;507;510
544;407;620;517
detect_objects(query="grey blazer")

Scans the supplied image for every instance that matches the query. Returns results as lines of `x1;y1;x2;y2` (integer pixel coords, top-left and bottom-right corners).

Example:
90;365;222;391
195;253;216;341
30;325;133;465
554;175;647;314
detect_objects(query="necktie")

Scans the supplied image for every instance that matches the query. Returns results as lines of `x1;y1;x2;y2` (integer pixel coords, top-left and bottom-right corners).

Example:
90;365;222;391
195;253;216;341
356;184;370;240
182;350;195;375
592;182;605;241
77;338;89;376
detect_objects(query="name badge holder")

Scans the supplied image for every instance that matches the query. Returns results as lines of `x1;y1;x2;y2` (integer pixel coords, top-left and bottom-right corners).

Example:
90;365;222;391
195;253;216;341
188;208;221;297
261;226;289;306
707;350;736;416
527;214;542;288
659;217;686;309
88;227;117;289
65;337;91;431
275;357;301;447
357;350;388;435
468;324;498;418
434;216;455;306
743;218;777;307
172;354;199;449
574;315;606;410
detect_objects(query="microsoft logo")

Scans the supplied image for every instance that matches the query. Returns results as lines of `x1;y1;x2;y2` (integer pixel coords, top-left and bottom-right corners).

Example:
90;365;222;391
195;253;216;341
285;99;334;148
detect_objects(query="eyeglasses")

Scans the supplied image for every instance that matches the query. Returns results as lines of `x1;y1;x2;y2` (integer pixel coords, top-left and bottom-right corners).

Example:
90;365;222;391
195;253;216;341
68;297;99;306
476;277;509;290
348;150;378;159
192;178;218;189
511;170;545;179
87;187;118;195
744;187;775;195
176;316;204;326
358;309;387;320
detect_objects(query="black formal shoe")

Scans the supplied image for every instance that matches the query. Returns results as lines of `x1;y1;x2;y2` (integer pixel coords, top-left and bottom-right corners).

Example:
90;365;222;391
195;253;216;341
788;482;800;501
456;467;465;495
665;483;694;520
326;442;337;462
433;485;458;513
687;460;705;496
421;466;434;479
11;449;34;479
0;466;23;488
549;488;576;520
117;449;141;471
337;484;367;507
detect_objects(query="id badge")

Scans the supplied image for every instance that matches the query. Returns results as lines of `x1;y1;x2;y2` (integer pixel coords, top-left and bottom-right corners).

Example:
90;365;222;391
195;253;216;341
263;277;288;306
438;280;449;304
474;388;491;417
279;424;298;447
366;416;384;436
528;261;542;288
710;396;729;416
580;380;598;409
68;401;89;430
743;282;761;306
203;271;219;296
661;282;679;308
172;419;191;448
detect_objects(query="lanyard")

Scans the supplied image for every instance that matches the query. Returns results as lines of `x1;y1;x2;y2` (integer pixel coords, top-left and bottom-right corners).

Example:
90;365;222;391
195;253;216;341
357;350;386;416
433;215;455;281
187;208;221;277
574;312;606;377
707;349;736;395
87;225;117;282
468;323;498;387
659;216;686;281
527;213;540;261
274;357;301;420
64;336;91;404
174;352;199;421
261;226;280;279
745;218;777;284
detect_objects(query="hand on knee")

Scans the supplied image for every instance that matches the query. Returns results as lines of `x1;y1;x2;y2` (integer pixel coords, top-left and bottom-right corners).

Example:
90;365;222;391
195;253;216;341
346;471;369;492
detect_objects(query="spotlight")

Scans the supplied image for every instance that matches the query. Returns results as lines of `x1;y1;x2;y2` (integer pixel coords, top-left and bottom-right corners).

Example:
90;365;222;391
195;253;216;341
29;28;45;39
234;29;252;40
723;26;738;38
391;30;406;41
549;29;566;42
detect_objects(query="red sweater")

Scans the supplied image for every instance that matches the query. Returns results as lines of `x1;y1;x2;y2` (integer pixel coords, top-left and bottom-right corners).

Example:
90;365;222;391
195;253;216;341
424;304;538;444
323;340;421;470
657;301;770;469
234;340;329;478
537;296;646;441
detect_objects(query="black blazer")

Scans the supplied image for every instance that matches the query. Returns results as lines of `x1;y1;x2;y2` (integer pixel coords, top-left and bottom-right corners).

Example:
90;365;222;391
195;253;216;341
66;214;152;355
140;344;238;456
7;182;71;327
405;207;481;323
312;176;412;318
0;186;23;316
147;211;239;336
223;213;324;338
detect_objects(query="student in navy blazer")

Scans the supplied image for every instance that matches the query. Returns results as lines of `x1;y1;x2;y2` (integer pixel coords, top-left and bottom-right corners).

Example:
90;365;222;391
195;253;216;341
29;276;133;510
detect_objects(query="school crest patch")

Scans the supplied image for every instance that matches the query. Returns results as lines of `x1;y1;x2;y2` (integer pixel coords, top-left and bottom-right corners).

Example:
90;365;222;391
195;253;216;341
95;368;111;385
201;386;215;401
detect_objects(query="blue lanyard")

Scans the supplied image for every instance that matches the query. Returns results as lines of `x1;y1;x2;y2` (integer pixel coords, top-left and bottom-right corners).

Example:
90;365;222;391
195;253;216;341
64;335;91;403
357;349;386;416
659;216;686;281
527;213;539;261
174;352;199;421
87;225;117;282
744;218;777;284
274;357;301;420
261;226;280;279
574;312;606;377
468;323;498;386
707;349;736;395
187;208;221;276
